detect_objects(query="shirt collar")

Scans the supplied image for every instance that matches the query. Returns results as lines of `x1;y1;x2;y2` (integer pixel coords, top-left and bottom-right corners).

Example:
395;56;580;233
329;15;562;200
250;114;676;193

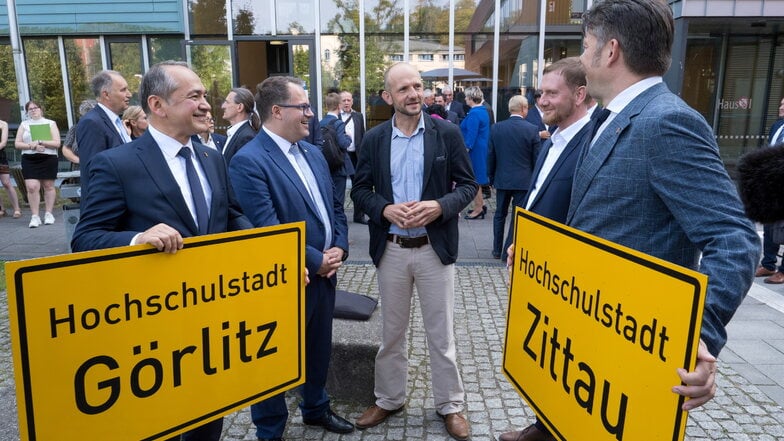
551;112;592;147
227;119;248;137
391;113;426;139
262;125;300;155
97;103;121;123
148;124;194;159
605;76;663;115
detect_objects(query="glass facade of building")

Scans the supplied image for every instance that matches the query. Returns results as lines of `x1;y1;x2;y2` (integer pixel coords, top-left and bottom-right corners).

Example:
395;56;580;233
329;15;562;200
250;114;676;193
0;0;782;167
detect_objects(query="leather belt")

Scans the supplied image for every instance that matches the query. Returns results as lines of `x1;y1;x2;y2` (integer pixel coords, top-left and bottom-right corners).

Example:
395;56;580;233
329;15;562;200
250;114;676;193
387;234;429;248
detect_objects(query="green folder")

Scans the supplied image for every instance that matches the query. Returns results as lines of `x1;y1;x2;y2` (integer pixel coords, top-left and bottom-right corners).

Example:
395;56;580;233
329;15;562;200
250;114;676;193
29;124;52;141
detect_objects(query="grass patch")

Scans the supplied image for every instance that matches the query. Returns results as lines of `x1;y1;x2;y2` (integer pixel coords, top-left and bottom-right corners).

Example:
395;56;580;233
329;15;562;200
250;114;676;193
0;260;5;292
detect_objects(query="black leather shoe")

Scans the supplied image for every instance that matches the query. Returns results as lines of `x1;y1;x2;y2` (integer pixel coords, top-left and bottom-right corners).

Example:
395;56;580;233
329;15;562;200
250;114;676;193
303;409;355;434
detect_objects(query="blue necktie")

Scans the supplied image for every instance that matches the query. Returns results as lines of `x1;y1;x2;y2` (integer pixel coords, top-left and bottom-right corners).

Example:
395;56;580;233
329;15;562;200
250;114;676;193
776;127;784;145
115;117;130;143
178;147;209;235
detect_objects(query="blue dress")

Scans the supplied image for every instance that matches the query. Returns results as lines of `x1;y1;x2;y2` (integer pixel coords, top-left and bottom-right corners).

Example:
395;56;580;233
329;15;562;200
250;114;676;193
460;106;490;185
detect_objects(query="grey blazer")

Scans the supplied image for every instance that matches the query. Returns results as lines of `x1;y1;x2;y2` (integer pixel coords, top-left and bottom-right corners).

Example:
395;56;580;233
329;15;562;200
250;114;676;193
567;82;760;356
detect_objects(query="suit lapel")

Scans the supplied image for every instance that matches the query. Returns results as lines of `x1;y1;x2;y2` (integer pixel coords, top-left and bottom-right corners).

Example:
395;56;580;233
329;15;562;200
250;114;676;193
135;133;199;235
259;131;322;218
567;83;668;223
422;117;437;193
98;109;124;146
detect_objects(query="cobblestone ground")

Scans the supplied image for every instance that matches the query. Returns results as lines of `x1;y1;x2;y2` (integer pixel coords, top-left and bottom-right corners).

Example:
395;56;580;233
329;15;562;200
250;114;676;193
2;264;784;440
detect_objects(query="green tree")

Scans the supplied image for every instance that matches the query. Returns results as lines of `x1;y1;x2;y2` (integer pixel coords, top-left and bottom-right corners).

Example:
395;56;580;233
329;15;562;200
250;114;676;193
189;0;227;35
25;39;67;129
190;45;232;117
0;45;20;123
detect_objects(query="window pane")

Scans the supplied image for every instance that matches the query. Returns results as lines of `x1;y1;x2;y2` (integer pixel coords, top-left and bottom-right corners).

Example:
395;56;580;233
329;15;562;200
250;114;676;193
189;0;228;36
24;38;67;129
64;38;102;123
149;37;185;64
0;44;20;126
190;44;232;130
234;0;314;36
362;35;400;129
108;41;143;105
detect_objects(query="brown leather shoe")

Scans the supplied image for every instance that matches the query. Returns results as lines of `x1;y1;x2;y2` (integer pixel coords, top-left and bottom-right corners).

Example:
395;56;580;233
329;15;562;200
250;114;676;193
756;266;776;277
355;405;404;429
439;412;470;441
498;424;556;441
764;271;784;284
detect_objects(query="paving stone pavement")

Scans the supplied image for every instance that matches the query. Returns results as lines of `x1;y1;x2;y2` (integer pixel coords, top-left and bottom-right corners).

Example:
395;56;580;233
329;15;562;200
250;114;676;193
2;202;784;440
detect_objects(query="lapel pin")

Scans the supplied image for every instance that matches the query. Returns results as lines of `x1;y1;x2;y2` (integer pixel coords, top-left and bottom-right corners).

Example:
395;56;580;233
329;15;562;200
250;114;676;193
203;152;208;157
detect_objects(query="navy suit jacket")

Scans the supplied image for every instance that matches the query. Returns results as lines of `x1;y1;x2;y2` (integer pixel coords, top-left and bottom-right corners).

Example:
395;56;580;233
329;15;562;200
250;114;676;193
228;130;348;279
446;101;466;122
487;116;540;190
223;121;257;166
522;122;591;222
321;114;355;177
567;81;760;356
72;131;252;252
769;119;784;145
524;106;546;132
351;116;477;266
77;106;127;192
190;133;227;152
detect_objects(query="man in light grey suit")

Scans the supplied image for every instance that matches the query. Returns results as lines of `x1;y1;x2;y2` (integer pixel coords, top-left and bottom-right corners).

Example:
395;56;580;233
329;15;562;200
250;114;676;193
571;0;758;416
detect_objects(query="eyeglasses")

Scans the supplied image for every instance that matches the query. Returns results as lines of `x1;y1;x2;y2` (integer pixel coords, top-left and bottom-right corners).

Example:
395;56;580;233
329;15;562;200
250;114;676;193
276;103;312;115
27;106;40;111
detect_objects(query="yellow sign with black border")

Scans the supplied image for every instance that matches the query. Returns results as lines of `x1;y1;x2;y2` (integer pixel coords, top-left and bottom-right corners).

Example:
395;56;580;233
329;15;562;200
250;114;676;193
6;223;305;441
503;209;706;441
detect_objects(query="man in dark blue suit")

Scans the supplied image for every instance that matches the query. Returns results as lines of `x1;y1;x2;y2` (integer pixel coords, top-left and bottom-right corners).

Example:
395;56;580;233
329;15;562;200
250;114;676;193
524;89;553;142
498;57;593;441
77;70;132;192
756;96;784;283
434;94;459;124
72;61;252;441
487;95;540;260
442;85;466;123
191;111;227;151
220;87;259;165
320;92;354;209
228;76;353;441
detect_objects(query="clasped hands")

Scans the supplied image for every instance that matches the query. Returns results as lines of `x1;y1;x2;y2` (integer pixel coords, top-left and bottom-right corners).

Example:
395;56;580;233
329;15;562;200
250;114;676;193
383;200;442;229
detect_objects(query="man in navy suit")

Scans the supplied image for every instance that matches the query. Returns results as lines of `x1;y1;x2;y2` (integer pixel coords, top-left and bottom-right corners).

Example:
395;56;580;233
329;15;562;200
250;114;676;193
756;96;784;283
434;94;459;124
320;92;354;209
524;89;553;142
442;85;466;123
228;76;353;441
497;57;594;441
487;95;540;260
191;111;227;151
77;70;132;192
72;61;252;441
340;90;368;223
351;62;476;441
221;87;259;165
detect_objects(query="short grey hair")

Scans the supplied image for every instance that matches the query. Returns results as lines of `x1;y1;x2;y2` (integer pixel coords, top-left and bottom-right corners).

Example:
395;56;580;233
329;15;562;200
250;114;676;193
90;70;123;98
508;95;528;113
139;61;189;114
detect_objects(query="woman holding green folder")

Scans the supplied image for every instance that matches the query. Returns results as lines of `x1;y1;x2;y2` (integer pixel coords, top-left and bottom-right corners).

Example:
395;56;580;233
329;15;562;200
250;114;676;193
14;100;61;228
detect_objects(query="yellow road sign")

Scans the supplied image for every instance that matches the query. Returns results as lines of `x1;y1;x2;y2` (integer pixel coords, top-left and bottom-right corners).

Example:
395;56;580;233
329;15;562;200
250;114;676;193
6;223;306;440
503;209;706;441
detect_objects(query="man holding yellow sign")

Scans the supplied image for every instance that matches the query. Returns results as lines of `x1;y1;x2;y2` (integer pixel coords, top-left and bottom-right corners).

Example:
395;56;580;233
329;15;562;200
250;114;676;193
72;61;253;440
502;1;760;440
